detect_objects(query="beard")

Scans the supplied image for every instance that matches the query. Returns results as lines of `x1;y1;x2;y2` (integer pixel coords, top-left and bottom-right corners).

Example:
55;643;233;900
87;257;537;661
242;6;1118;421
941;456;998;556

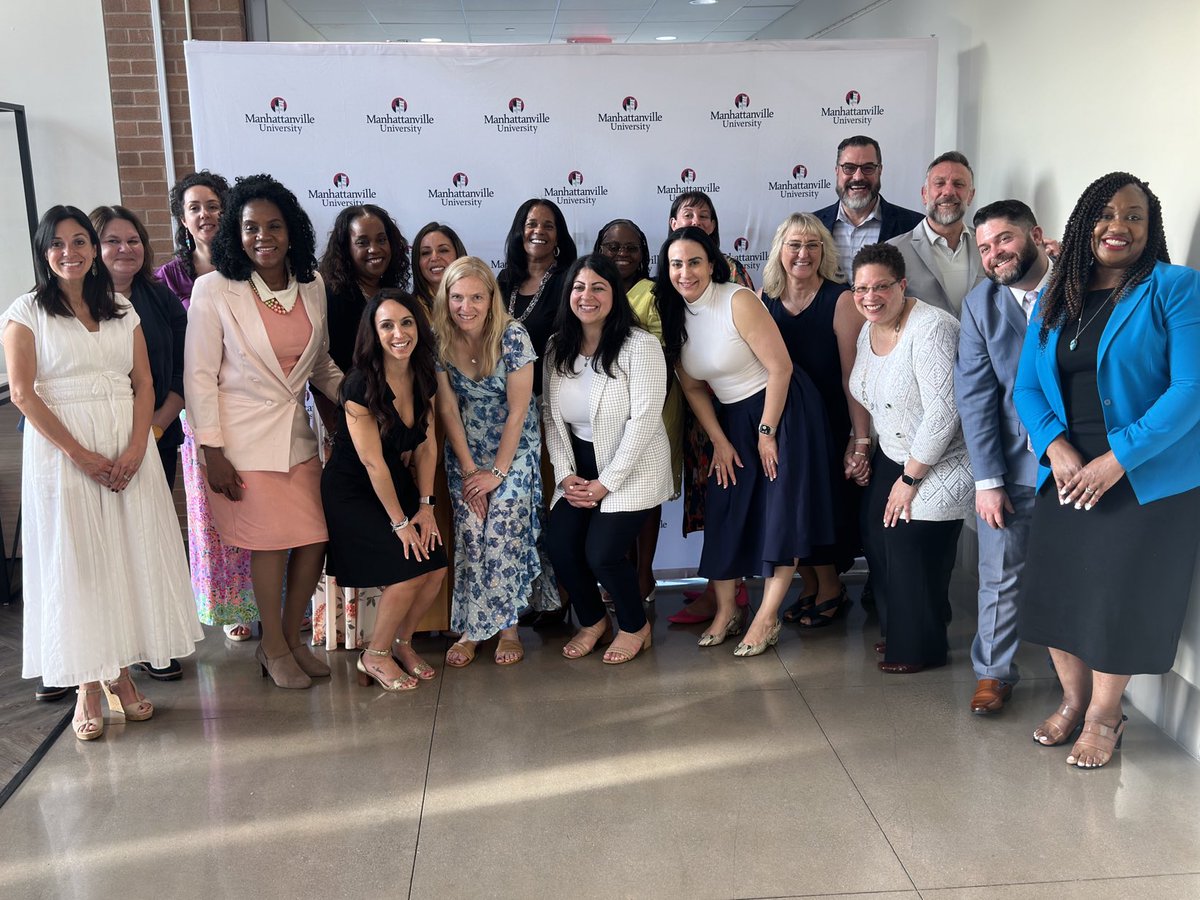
986;238;1039;286
925;198;965;226
837;181;878;212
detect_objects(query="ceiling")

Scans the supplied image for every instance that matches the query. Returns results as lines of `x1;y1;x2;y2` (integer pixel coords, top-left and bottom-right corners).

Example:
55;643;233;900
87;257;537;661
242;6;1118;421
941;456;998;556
272;0;807;44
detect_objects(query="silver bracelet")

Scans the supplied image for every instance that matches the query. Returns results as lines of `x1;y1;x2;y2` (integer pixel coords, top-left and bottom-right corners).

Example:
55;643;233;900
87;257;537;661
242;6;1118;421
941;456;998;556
491;466;508;481
390;517;410;532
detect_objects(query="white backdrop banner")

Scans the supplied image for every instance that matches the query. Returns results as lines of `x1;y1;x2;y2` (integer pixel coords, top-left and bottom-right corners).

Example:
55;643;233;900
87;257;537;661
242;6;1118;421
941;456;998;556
186;39;936;278
185;38;936;574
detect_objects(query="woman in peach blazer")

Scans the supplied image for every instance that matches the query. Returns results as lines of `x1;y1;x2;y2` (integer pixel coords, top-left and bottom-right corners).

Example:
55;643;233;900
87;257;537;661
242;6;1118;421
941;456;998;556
185;174;343;689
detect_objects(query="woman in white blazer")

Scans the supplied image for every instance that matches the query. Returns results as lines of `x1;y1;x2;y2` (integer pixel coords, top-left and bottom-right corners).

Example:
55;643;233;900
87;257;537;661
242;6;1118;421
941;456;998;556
184;174;343;689
544;254;673;664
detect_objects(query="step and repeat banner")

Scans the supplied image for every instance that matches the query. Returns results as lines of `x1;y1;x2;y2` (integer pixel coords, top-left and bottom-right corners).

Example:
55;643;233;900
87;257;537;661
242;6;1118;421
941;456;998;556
185;38;936;572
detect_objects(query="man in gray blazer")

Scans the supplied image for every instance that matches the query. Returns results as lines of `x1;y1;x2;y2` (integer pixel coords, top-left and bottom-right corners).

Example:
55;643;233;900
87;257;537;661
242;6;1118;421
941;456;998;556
887;151;984;318
954;199;1051;715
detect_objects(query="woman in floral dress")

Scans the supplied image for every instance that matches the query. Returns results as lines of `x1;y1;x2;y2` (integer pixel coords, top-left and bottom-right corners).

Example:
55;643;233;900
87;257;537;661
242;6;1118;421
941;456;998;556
431;257;559;667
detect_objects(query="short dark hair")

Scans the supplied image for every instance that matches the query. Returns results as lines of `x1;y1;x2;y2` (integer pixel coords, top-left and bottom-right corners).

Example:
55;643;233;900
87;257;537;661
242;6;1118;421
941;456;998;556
669;191;722;248
592;218;651;284
851;242;906;282
167;170;230;280
550;254;637;380
836;135;882;163
31;205;122;321
410;221;467;304
211;173;318;283
90;205;158;284
319;204;411;298
653;226;732;369
973;199;1037;232
926;151;973;177
498;198;578;290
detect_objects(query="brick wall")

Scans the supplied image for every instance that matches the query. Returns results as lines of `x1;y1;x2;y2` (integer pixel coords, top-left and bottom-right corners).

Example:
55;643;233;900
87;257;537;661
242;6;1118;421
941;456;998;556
101;0;246;266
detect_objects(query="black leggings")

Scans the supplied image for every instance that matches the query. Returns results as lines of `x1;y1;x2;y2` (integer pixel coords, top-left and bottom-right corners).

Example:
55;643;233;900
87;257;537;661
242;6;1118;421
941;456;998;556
546;437;651;634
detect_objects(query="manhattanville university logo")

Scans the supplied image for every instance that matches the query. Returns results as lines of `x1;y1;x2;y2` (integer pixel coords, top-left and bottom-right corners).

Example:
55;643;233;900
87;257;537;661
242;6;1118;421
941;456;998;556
483;98;550;134
245;97;315;134
732;235;769;273
309;173;378;208
597;95;664;132
544;171;608;207
821;88;884;126
710;92;775;129
657;167;720;198
365;97;435;134
430;173;495;209
768;163;832;200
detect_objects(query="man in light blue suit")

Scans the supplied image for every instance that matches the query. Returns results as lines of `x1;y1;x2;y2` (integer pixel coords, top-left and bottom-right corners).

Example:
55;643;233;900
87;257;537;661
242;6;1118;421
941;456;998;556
954;200;1050;715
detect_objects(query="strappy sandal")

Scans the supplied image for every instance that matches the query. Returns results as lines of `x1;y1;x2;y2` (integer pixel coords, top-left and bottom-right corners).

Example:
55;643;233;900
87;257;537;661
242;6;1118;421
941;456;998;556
394;639;436;680
356;648;418;692
445;641;477;668
796;588;851;629
1033;702;1086;746
603;625;653;665
562;619;613;660
102;674;154;722
1067;714;1128;769
73;687;105;741
494;637;524;666
781;593;817;623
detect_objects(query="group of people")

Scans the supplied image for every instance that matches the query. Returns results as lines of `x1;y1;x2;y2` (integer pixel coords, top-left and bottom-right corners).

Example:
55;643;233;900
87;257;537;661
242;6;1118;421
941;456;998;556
5;133;1198;772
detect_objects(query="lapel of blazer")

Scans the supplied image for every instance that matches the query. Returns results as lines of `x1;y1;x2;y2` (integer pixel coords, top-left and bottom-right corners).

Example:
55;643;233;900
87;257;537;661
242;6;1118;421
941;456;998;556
909;227;948;303
1097;274;1148;370
224;280;290;386
289;280;325;391
991;280;1027;340
587;357;608;429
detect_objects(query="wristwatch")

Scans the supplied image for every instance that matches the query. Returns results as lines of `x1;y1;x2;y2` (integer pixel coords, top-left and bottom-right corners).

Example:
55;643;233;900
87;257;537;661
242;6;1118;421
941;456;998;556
900;472;923;487
758;423;777;436
419;496;436;507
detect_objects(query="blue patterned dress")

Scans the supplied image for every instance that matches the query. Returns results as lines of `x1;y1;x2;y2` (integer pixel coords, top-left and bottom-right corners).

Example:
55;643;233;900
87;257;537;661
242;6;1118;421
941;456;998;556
441;322;560;640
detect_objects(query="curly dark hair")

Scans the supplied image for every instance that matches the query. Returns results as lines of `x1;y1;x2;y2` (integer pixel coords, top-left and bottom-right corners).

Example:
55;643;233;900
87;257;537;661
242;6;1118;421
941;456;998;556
410;221;467;305
592;218;651;285
1037;172;1168;346
549;254;636;380
653;226;731;369
498;198;578;291
319;204;411;298
669;191;722;248
850;242;906;283
344;288;439;440
31;205;122;321
167;170;230;281
211;174;318;283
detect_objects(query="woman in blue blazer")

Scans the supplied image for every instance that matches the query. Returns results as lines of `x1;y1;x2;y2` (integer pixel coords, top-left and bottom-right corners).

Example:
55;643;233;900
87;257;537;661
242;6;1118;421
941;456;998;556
1014;172;1200;769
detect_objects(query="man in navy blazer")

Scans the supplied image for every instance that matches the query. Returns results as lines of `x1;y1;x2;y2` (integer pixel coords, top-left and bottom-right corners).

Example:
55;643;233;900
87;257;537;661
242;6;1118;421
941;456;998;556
954;200;1050;714
888;151;985;318
812;135;923;277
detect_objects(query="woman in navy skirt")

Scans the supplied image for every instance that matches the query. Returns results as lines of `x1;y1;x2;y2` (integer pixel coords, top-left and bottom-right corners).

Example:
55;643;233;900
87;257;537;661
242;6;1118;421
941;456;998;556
654;227;836;656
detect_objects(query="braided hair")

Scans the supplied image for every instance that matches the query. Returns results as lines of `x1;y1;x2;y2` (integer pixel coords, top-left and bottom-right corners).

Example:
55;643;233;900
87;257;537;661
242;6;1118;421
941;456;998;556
1037;172;1168;346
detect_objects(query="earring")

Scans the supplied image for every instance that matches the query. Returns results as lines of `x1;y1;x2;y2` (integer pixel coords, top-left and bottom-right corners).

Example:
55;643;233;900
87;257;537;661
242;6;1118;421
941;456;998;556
553;246;560;258
185;231;195;251
91;260;98;276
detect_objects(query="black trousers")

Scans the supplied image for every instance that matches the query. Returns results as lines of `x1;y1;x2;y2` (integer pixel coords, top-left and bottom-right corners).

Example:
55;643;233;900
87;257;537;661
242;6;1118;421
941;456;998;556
546;437;651;634
158;440;179;490
861;449;962;667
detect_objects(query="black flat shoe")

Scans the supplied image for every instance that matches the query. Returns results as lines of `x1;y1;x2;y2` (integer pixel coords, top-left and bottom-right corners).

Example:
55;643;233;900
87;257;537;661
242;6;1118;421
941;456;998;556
796;588;851;630
133;659;183;681
781;593;818;623
35;681;74;702
530;607;571;630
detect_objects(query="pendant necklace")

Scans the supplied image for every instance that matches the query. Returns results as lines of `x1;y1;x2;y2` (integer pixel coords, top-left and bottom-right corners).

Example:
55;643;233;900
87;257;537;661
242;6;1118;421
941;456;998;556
1069;290;1114;351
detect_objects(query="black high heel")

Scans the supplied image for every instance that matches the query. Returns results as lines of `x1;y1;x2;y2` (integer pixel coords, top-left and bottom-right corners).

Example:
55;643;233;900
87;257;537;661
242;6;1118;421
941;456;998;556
796;588;851;629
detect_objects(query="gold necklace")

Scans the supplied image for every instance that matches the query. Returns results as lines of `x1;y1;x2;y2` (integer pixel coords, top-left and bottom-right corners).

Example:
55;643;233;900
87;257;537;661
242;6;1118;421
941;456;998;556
249;277;292;315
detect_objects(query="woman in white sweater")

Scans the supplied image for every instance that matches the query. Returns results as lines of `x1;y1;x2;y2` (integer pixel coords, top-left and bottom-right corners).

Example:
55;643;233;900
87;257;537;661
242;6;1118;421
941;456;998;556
848;243;973;673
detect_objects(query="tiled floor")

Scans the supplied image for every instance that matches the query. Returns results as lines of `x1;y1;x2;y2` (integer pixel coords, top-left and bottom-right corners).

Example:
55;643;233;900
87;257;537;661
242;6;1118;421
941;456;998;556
2;578;1199;900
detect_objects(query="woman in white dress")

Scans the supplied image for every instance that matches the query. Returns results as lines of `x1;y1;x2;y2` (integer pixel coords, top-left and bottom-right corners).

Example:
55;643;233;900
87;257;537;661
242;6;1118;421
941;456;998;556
1;206;202;741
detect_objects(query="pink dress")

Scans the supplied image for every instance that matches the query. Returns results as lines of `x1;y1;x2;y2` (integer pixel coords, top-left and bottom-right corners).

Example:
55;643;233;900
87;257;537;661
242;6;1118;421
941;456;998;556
203;301;328;550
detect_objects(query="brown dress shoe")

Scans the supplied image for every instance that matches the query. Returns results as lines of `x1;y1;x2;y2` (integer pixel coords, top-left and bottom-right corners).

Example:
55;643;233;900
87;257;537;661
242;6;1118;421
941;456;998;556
970;679;1013;714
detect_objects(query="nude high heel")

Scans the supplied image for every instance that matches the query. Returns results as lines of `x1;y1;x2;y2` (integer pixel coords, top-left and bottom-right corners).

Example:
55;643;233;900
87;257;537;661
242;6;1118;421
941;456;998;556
356;648;418;692
256;643;313;689
290;642;331;678
73;687;105;741
101;673;154;721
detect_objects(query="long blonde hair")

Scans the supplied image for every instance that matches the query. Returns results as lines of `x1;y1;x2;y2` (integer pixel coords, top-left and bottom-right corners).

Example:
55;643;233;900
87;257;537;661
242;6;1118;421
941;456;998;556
431;256;511;374
760;213;843;298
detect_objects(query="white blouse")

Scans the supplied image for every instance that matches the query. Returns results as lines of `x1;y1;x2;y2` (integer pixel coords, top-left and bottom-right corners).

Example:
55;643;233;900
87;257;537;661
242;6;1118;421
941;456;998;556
558;355;595;441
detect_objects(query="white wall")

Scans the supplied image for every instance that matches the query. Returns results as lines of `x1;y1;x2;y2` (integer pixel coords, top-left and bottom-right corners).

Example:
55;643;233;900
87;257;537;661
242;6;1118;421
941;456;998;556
0;1;122;365
761;0;1200;754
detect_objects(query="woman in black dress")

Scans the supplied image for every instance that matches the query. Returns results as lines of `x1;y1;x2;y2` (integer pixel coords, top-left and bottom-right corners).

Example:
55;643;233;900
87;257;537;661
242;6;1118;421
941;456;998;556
322;289;447;691
760;213;868;627
1014;172;1200;768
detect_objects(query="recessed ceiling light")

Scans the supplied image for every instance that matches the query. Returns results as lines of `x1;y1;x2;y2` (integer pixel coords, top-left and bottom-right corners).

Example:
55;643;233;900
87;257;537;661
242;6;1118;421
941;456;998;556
655;35;677;41
690;0;718;5
420;37;442;43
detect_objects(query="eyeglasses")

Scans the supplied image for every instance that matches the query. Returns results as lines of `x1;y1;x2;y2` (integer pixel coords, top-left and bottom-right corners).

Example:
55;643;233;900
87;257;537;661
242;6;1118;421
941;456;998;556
851;280;899;297
600;242;640;256
783;241;822;254
839;163;880;176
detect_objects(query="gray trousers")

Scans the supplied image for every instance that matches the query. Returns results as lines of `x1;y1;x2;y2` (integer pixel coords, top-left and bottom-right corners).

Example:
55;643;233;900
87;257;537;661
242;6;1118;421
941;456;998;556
970;483;1035;683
